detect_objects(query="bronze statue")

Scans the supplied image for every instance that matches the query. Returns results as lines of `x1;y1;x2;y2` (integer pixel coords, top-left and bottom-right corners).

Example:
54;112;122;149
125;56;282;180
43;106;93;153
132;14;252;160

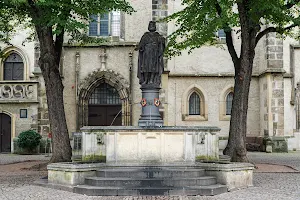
137;21;165;86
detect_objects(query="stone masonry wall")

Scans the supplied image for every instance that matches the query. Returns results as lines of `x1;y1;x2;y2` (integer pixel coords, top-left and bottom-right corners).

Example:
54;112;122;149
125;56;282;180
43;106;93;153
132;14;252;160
272;75;284;136
261;32;285;138
266;33;283;69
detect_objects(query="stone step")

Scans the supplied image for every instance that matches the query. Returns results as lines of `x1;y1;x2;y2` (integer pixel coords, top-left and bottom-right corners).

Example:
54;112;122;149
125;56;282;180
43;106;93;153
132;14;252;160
85;176;217;187
73;184;228;196
174;185;228;196
96;168;206;178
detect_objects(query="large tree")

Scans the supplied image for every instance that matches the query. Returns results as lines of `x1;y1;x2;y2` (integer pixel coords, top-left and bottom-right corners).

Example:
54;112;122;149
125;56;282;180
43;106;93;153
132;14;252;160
0;0;133;163
166;0;300;162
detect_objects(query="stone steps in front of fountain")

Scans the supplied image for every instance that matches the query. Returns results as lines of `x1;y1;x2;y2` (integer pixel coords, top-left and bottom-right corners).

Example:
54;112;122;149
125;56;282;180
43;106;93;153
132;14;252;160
85;176;217;187
73;166;228;196
96;168;206;178
73;184;227;196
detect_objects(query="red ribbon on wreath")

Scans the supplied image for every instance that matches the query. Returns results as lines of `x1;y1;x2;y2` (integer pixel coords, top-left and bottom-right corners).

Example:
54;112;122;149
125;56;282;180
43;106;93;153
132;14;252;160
140;98;147;107
154;98;161;107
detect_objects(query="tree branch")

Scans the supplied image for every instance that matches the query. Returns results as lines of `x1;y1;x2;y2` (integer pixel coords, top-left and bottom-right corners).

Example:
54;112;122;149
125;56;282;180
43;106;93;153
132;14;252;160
215;2;239;66
255;23;298;46
27;0;40;18
55;27;65;65
215;1;222;17
285;0;300;9
256;0;300;47
225;29;240;67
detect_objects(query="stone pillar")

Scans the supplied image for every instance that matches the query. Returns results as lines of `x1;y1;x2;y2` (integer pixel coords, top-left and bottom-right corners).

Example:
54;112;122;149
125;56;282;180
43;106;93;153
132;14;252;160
271;75;284;136
138;86;163;127
262;32;286;152
296;83;300;130
266;33;284;137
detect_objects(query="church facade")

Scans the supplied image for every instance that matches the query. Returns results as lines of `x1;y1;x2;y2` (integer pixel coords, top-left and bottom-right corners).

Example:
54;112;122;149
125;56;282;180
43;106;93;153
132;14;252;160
0;0;300;153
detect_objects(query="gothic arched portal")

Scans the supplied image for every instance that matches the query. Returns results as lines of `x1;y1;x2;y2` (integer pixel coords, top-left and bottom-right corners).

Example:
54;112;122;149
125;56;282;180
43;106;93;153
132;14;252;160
78;69;130;129
88;83;122;126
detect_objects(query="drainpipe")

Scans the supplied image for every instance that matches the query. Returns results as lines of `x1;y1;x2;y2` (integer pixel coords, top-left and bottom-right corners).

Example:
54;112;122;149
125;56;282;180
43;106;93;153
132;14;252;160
129;51;133;125
75;51;80;130
290;45;295;105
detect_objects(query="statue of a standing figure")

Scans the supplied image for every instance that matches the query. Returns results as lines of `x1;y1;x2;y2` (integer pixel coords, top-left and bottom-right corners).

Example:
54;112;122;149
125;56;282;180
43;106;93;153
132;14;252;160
137;21;165;86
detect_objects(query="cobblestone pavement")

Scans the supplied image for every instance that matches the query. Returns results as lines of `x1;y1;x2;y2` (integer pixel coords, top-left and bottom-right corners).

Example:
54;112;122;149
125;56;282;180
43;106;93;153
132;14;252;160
0;153;50;165
0;152;300;200
248;151;300;171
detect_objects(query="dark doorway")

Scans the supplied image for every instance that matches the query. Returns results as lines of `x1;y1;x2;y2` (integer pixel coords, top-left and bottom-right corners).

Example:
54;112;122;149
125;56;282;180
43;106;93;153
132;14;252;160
88;83;122;126
0;113;11;153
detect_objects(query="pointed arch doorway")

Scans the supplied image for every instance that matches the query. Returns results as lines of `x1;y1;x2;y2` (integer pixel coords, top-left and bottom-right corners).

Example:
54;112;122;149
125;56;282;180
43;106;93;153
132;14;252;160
78;69;131;129
88;83;122;126
0;113;11;153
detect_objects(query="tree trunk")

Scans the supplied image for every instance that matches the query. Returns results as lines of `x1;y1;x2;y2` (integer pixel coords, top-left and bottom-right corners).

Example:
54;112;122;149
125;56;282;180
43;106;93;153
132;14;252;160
223;58;253;162
36;26;72;163
223;1;258;162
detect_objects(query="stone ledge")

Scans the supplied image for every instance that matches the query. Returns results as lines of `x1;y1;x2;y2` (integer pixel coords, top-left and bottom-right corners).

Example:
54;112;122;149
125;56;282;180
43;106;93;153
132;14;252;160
48;162;106;171
81;126;221;132
199;162;254;191
47;162;254;191
0;100;39;104
258;68;286;77
64;41;138;47
196;162;254;171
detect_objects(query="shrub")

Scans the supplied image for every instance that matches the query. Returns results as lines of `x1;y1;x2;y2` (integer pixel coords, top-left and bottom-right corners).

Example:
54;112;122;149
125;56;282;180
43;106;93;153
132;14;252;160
17;130;42;152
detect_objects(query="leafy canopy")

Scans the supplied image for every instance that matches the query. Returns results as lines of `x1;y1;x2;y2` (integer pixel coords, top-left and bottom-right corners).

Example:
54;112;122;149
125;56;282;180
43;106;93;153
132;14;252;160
0;0;134;44
165;0;300;57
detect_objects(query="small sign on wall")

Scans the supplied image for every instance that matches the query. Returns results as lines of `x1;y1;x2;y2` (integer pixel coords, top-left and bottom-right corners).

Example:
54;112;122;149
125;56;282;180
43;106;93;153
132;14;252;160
20;109;27;118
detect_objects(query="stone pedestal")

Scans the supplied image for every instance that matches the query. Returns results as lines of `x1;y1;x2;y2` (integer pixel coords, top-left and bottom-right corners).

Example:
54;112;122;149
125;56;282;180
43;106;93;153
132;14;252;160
138;86;163;127
81;126;220;163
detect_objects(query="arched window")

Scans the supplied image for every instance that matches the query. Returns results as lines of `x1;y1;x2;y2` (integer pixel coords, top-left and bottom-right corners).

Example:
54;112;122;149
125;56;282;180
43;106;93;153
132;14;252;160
182;85;208;121
189;92;200;115
3;53;24;80
226;92;234;115
89;83;121;105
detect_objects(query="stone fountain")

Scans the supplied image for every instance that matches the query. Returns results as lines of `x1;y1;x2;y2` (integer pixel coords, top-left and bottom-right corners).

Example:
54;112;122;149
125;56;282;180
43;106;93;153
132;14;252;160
43;21;254;196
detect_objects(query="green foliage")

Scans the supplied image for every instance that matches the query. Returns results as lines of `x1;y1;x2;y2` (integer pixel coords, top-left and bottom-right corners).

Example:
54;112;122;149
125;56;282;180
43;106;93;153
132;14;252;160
82;155;106;163
195;155;218;162
67;31;109;46
17;130;42;151
165;0;300;57
0;0;134;44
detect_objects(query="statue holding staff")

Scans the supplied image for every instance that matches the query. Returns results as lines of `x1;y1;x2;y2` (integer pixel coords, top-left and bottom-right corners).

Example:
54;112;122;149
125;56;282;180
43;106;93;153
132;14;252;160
137;21;165;86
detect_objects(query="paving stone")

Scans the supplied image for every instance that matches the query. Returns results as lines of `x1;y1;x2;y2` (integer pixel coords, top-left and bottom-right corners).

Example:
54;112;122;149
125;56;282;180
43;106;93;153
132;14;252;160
0;154;50;165
1;152;300;199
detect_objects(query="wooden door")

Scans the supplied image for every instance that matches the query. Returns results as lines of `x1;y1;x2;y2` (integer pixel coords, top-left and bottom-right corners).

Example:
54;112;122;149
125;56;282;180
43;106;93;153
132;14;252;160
0;114;11;153
106;105;122;126
88;105;122;126
88;83;122;126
